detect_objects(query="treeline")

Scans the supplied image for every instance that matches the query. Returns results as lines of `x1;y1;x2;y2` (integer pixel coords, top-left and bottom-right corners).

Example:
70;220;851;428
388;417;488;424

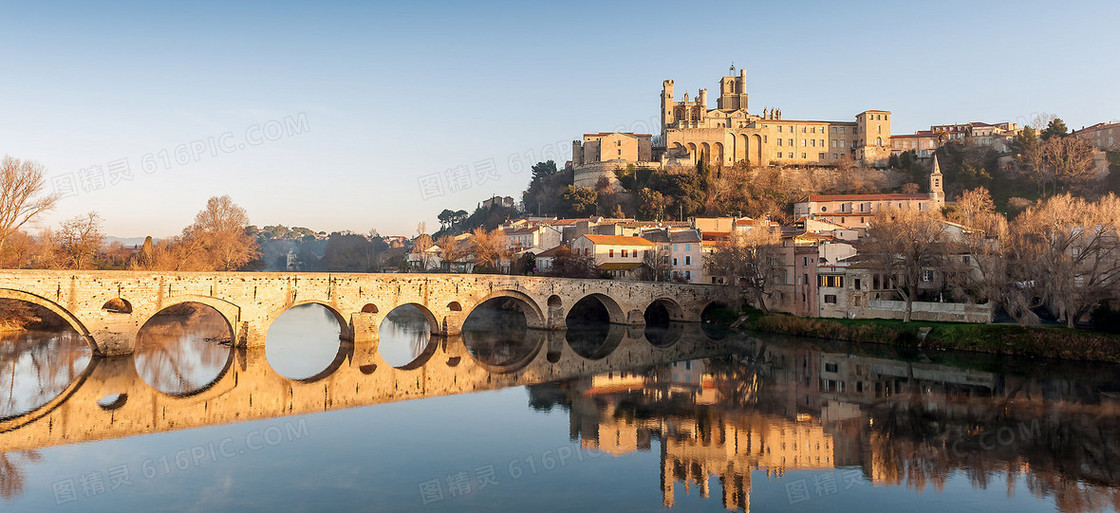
248;227;400;272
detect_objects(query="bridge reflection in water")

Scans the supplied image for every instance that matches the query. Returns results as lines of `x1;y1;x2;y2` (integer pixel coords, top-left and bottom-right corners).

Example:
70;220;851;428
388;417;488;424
0;301;724;453
2;310;1120;512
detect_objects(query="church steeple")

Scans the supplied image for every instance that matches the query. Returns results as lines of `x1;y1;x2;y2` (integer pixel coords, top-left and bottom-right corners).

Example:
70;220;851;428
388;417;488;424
929;155;945;206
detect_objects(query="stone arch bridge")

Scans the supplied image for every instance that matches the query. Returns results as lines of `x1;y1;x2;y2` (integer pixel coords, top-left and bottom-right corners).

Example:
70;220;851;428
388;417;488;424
0;270;728;356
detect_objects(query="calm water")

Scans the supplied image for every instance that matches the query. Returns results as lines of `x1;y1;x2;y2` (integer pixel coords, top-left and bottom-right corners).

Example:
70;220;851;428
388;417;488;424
1;302;1119;513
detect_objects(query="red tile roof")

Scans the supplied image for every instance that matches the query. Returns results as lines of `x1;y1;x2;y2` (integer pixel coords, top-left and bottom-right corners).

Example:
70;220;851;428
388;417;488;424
582;235;657;246
805;193;930;202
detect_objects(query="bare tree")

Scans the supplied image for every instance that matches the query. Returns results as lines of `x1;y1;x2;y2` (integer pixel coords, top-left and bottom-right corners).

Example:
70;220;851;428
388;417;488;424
410;233;434;271
862;208;953;322
190;195;258;271
435;234;467;268
640;245;672;281
468;227;509;272
951;187;997;228
1029;112;1059;131
705;227;783;312
1011;194;1120;327
0;156;60;253
1018;136;1096;196
57;212;105;269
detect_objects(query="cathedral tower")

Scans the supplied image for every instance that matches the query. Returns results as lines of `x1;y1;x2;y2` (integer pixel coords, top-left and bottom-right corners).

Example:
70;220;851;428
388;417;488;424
717;66;749;111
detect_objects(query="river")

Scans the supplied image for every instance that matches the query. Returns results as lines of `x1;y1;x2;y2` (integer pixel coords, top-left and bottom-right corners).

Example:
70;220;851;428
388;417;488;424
1;300;1118;512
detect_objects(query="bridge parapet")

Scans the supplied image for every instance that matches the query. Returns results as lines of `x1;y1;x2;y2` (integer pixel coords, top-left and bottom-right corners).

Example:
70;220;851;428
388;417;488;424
0;271;730;356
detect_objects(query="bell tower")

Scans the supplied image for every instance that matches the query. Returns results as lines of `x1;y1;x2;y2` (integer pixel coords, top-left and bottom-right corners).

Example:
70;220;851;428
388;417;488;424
929;155;945;206
717;65;749;112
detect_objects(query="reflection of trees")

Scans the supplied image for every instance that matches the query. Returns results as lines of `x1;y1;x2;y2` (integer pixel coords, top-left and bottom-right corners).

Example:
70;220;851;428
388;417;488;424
380;306;431;363
134;305;232;395
539;340;1120;513
0;450;41;499
0;330;90;418
866;398;1120;513
462;301;533;366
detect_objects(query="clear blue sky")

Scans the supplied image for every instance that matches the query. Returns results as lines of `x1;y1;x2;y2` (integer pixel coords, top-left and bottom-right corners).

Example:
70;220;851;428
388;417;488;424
2;0;1117;238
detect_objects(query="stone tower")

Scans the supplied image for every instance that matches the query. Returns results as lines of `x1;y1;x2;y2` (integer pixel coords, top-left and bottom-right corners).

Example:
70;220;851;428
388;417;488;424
717;68;749;111
661;79;675;142
929;155;945;206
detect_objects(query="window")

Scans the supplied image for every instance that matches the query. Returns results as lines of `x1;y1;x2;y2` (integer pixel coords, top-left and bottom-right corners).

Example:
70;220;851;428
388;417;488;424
778;126;782;133
824;294;837;304
673;244;678;251
825;362;838;372
801;153;806;158
854;278;861;290
801;139;807;146
608;249;614;257
922;270;934;282
777;139;783;147
685;243;691;251
685;256;691;265
789;138;793;146
621;249;627;257
673;258;678;265
802;127;807;133
685;270;691;280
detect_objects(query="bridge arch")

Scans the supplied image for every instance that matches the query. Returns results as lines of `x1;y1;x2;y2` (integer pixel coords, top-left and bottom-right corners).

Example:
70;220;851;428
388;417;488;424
646;297;686;322
380;300;441;336
267;301;351;340
465;289;546;329
0;288;96;352
134;301;237;398
151;295;241;342
566;293;625;326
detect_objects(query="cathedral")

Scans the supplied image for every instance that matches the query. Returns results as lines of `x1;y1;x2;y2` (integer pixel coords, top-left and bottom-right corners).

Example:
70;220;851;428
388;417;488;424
572;67;894;187
659;66;893;168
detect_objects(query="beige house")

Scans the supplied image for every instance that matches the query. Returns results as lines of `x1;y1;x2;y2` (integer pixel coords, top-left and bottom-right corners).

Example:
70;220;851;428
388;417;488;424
572;234;657;279
1073;122;1120;151
793;157;945;228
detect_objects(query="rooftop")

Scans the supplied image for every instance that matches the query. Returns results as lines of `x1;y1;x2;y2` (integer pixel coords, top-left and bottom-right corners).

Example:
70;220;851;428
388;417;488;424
804;193;930;202
582;234;657;246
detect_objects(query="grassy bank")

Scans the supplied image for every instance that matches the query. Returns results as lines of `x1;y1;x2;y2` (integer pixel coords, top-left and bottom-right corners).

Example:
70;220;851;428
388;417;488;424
730;309;1120;364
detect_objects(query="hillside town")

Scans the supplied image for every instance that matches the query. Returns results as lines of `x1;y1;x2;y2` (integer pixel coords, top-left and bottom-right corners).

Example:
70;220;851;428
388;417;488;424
401;69;1119;329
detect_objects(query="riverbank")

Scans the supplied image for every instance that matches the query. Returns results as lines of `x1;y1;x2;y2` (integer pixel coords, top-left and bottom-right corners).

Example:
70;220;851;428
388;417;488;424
728;309;1120;364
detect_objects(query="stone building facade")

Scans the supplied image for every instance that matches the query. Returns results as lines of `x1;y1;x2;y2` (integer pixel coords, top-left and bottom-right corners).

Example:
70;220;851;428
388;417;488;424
792;156;946;228
659;67;892;168
1073;122;1120;151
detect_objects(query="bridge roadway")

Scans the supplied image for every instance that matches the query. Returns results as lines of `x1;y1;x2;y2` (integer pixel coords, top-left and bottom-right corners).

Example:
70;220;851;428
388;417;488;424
0;270;727;356
0;323;733;452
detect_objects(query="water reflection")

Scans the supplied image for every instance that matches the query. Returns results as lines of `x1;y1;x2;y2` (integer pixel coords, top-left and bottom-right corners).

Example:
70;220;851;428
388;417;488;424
2;309;1120;512
134;303;233;396
378;305;433;368
461;298;541;369
0;330;91;419
265;304;346;380
530;336;1120;512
